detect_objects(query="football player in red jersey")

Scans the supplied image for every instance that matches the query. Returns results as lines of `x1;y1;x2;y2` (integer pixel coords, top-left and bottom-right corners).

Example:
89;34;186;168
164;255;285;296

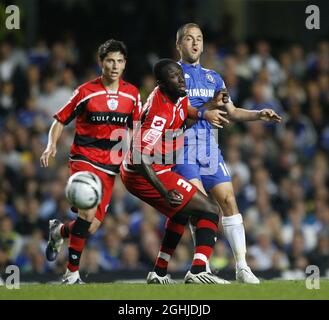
120;59;230;284
40;39;141;284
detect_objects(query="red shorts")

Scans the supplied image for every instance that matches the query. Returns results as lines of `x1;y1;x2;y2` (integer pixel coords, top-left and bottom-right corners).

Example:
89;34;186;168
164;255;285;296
120;167;197;218
69;161;116;222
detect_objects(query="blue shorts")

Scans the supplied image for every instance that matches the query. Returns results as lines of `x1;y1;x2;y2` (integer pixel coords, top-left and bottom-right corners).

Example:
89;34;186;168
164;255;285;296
173;145;231;192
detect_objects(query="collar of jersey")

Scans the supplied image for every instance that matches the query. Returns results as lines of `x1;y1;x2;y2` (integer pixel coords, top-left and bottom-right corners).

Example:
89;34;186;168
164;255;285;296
98;77;123;94
157;86;185;107
179;61;201;70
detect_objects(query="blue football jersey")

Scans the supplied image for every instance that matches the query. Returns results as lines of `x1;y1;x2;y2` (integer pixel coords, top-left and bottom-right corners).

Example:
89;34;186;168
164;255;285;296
173;62;232;189
179;61;228;131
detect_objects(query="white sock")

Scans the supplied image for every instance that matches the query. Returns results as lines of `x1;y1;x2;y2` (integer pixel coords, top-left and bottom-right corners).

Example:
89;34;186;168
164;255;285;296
189;220;212;273
222;214;248;270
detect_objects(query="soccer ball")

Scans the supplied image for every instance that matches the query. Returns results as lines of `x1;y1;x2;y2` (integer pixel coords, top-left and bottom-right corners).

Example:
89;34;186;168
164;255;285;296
65;171;103;210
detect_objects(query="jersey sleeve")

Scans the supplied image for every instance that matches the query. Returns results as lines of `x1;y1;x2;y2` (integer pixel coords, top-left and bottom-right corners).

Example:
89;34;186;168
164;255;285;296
127;87;142;129
54;87;85;125
215;73;233;104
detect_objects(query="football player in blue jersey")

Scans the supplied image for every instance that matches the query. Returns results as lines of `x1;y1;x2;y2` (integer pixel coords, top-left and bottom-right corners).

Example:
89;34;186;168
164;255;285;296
147;23;281;285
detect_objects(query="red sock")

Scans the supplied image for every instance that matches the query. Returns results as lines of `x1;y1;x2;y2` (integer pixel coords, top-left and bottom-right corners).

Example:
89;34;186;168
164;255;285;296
191;216;218;274
154;216;187;276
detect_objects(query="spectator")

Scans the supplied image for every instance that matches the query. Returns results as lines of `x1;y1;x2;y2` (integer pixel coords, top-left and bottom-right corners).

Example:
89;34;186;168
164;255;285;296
0;216;23;262
120;242;144;270
282;203;318;251
80;247;104;275
226;146;250;186
243;81;283;116
0;247;12;277
0;81;16;116
99;229;122;271
222;56;251;105
249;40;283;86
289;44;306;80
287;232;309;270
0;41;20;82
36;77;72;123
248;227;289;271
307;230;329;275
234;42;253;80
0;132;22;171
277;100;317;157
15;198;48;239
16;239;48;274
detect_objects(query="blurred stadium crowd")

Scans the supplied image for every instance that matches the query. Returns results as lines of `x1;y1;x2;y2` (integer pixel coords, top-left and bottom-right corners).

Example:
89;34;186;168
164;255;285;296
0;35;329;279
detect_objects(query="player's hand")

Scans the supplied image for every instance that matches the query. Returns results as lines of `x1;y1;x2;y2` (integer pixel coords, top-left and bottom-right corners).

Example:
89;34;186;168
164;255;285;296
207;88;230;109
204;109;229;128
40;145;57;167
214;88;230;105
258;109;282;123
165;189;183;207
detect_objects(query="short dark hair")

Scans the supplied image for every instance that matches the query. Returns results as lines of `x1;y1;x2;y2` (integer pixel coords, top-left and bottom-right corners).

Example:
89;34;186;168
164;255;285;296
98;39;127;61
176;23;202;44
153;59;178;82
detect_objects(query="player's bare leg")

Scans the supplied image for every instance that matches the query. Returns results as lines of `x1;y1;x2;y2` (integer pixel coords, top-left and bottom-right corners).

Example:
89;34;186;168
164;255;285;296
210;182;260;284
61;207;97;285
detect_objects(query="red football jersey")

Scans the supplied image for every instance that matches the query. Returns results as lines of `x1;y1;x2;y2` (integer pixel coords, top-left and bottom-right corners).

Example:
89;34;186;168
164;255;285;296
54;77;141;174
124;86;188;172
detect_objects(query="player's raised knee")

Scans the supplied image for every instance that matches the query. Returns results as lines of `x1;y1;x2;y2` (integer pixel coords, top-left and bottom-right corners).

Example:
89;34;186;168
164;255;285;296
78;207;97;222
88;219;101;234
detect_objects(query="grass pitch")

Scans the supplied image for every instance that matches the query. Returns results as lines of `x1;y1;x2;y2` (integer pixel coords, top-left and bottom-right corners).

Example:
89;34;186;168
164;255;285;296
0;280;328;300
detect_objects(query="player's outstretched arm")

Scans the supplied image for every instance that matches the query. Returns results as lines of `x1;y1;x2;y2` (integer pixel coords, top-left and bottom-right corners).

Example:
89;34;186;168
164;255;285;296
40;119;64;167
216;88;282;123
225;101;282;123
133;152;183;207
